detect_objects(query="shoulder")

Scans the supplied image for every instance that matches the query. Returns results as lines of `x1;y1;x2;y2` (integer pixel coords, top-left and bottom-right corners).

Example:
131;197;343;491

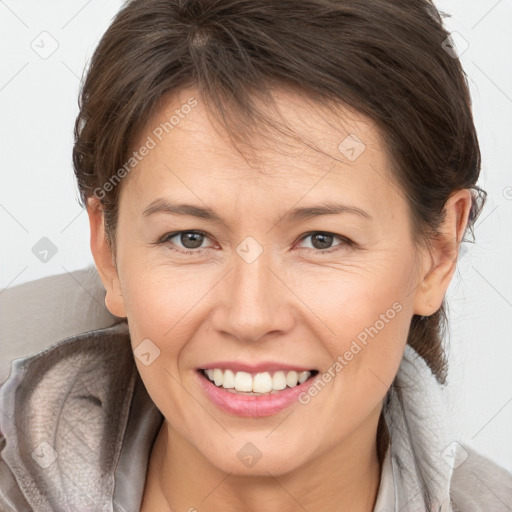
0;266;119;385
449;442;512;511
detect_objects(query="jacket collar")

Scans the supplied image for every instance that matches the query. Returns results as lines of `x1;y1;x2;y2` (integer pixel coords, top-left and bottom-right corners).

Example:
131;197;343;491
0;323;456;511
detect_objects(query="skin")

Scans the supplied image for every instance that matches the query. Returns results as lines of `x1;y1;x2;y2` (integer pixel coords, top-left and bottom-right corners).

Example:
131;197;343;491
88;86;471;512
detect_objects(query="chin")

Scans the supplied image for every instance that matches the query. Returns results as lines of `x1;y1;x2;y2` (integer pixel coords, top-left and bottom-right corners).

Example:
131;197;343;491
199;438;312;477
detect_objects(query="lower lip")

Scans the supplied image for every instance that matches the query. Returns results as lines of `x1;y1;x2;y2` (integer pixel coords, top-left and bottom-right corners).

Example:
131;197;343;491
197;370;319;417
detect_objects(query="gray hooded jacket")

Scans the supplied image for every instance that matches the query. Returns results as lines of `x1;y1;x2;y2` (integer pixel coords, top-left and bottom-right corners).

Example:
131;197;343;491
0;268;511;511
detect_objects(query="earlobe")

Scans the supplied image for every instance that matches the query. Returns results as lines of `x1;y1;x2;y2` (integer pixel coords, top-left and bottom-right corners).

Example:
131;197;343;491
86;197;127;318
413;189;472;317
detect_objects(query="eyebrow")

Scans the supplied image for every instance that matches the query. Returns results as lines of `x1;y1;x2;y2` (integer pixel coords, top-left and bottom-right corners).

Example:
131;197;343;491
142;199;372;224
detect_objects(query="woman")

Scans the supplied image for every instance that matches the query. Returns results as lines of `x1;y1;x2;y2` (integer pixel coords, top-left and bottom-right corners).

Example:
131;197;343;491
1;0;511;510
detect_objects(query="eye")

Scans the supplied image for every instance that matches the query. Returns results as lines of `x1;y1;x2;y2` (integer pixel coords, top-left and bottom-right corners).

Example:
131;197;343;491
157;230;214;254
296;232;353;254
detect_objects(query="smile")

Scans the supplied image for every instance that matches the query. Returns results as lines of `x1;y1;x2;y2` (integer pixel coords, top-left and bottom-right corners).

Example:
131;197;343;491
201;368;317;394
197;368;320;417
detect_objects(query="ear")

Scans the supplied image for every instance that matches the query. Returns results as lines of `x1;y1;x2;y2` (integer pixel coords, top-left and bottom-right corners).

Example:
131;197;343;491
413;189;472;316
86;197;127;318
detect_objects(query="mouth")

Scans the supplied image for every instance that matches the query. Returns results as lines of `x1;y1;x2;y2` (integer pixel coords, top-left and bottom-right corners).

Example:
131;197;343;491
198;368;319;396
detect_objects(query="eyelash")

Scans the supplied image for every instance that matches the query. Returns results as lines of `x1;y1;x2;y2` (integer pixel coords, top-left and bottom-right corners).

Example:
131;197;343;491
155;230;354;256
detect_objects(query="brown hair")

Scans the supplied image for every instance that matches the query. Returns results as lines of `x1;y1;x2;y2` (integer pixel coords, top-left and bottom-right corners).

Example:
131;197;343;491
73;0;485;504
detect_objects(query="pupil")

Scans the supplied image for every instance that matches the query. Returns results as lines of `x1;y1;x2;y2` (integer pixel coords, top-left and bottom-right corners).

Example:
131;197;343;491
182;232;203;249
312;233;333;250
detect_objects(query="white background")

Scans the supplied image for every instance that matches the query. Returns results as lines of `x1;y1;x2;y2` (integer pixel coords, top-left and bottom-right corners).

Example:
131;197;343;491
1;1;511;472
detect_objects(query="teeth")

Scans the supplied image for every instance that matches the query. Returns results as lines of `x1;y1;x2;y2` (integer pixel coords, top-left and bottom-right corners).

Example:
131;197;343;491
286;370;298;387
223;369;235;388
213;369;223;387
203;368;313;393
234;371;253;392
272;371;287;391
298;371;310;384
253;372;273;393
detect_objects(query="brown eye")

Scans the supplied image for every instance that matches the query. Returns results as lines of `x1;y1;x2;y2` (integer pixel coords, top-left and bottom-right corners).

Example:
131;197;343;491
176;231;205;249
297;232;352;253
159;230;213;253
310;233;334;250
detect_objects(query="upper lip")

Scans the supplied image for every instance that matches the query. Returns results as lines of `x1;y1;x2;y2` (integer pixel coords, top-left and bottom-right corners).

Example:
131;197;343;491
198;361;316;373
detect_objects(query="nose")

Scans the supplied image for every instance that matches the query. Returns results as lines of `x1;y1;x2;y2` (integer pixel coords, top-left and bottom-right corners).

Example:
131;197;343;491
211;251;296;343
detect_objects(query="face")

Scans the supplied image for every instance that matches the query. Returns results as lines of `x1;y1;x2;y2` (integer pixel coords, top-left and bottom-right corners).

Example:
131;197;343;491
91;86;446;476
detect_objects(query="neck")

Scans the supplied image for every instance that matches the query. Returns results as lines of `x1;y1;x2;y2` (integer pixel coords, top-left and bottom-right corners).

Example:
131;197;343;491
141;415;383;512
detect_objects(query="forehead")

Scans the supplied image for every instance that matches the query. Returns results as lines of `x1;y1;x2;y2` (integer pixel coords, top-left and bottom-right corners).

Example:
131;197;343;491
122;86;406;222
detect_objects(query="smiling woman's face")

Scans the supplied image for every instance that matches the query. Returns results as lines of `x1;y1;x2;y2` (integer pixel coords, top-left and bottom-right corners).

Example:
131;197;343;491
90;86;445;477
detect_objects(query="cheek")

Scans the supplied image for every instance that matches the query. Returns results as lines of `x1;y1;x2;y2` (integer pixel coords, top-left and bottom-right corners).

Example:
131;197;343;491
291;256;414;411
120;267;205;428
120;262;208;340
118;263;221;415
290;255;414;354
